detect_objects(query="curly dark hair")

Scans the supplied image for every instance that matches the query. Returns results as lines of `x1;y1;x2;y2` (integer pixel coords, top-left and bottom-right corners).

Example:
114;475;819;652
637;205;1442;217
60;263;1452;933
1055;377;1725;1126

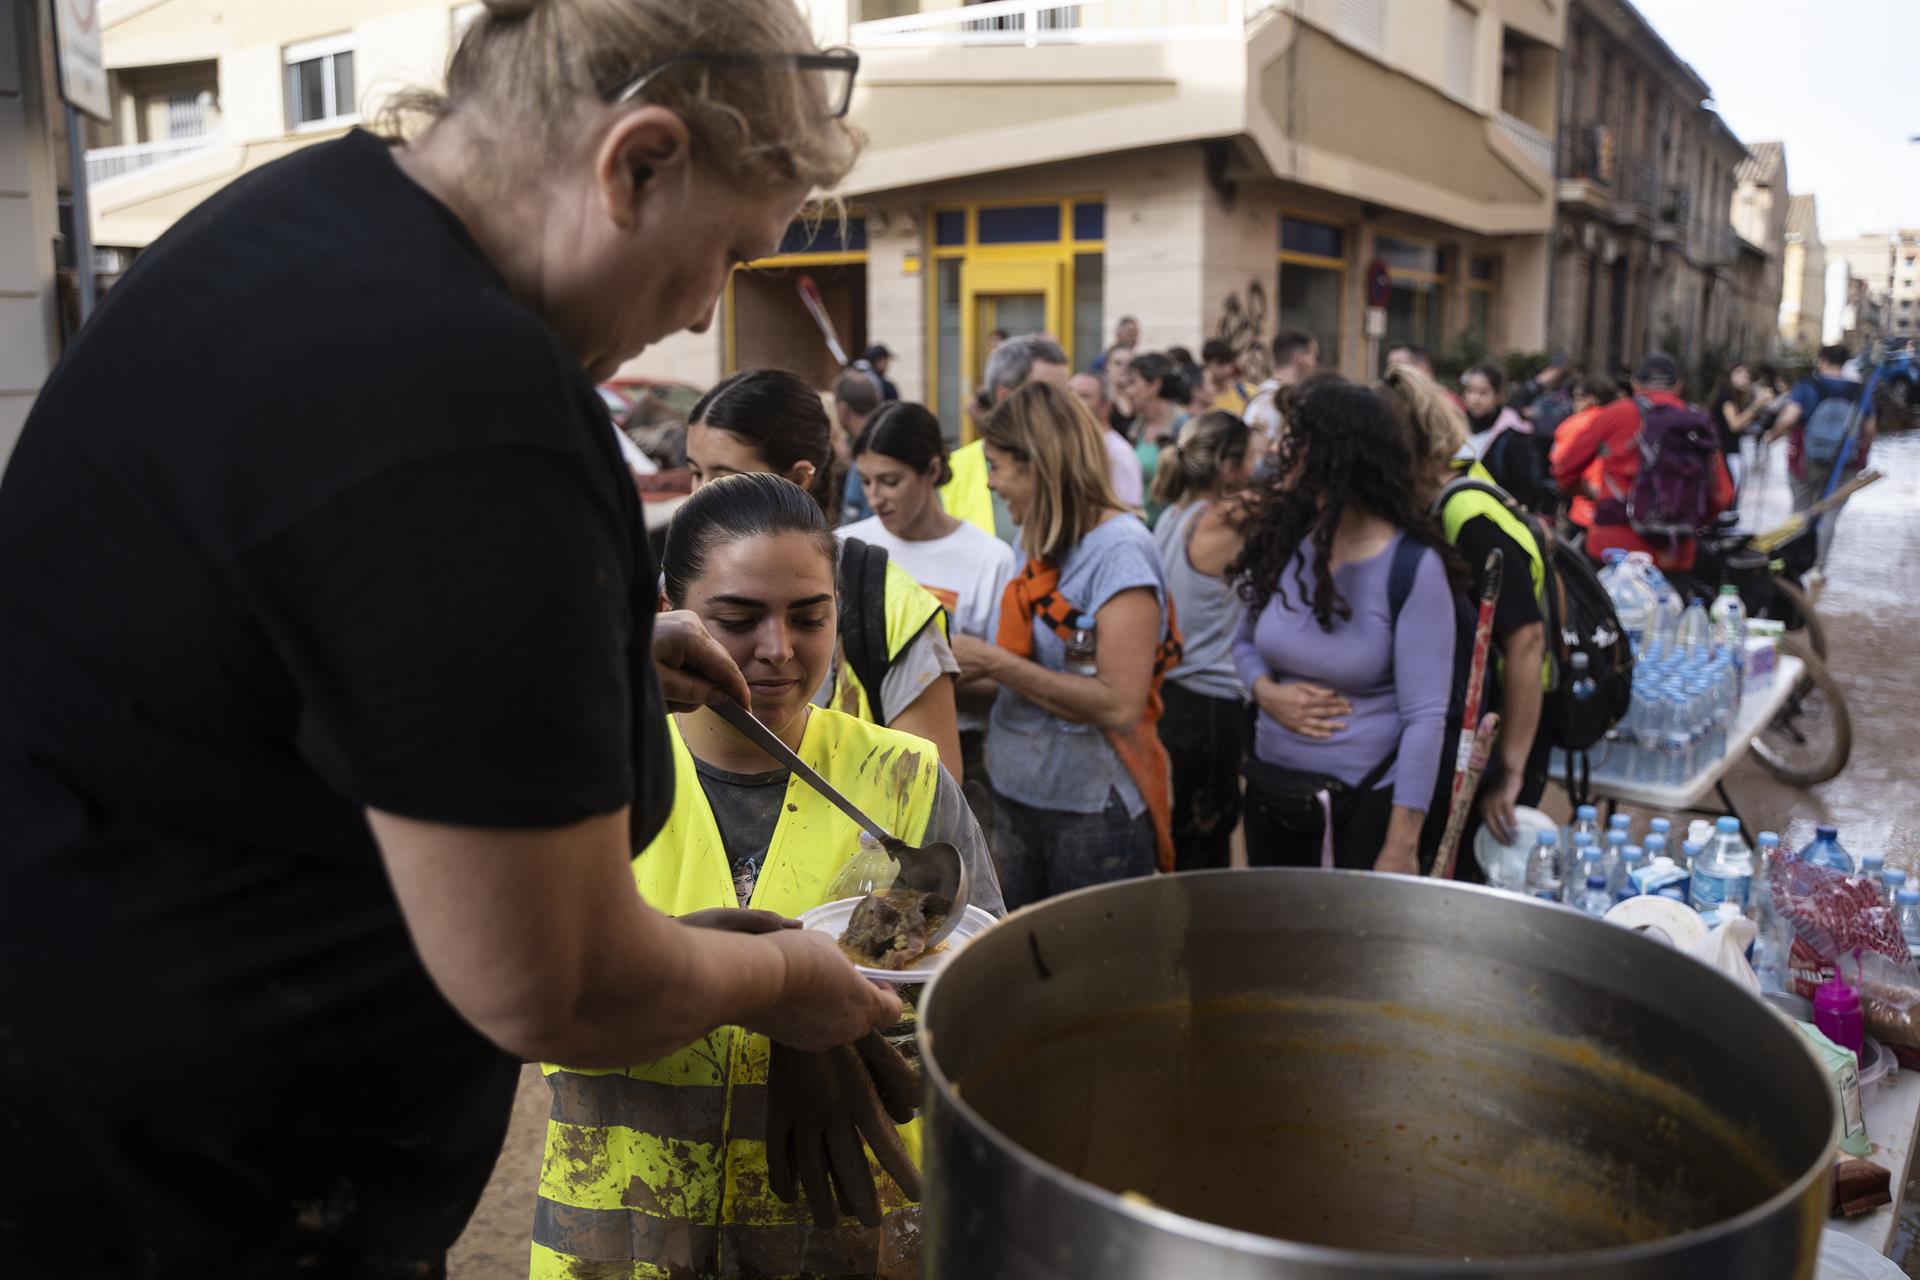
1229;374;1464;631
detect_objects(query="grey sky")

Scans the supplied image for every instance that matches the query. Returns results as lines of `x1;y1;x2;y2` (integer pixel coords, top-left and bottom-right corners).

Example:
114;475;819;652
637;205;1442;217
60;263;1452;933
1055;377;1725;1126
1632;0;1920;240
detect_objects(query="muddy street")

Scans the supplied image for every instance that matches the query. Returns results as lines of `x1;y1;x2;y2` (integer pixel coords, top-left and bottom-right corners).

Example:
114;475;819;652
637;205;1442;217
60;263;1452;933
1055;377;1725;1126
449;433;1920;1278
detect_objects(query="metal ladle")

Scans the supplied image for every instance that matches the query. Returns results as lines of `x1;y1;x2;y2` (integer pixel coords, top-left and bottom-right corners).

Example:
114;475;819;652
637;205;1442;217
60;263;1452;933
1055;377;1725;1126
713;698;969;948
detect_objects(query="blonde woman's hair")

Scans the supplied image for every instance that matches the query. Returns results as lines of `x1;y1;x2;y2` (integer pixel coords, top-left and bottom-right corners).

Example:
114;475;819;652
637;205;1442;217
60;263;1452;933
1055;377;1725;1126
1378;363;1468;502
1150;409;1252;509
383;0;858;193
981;382;1125;564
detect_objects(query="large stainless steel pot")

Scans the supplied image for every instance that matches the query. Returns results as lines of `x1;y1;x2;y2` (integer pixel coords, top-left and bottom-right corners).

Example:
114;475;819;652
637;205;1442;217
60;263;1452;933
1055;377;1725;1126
918;870;1835;1278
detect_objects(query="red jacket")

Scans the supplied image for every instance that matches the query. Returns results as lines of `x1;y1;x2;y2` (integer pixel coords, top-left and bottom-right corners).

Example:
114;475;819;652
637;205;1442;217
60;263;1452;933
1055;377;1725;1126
1550;391;1735;572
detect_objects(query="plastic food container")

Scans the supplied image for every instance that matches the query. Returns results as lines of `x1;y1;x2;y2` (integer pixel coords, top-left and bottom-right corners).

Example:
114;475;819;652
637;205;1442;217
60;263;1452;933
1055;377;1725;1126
797;897;997;984
1473;804;1558;890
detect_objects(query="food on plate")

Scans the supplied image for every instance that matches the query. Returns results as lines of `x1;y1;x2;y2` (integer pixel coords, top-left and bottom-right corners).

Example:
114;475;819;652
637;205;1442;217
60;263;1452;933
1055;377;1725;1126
839;888;953;971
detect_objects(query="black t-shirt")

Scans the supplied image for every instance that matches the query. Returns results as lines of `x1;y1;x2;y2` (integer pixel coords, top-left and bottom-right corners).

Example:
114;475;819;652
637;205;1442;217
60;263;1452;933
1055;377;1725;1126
1452;514;1543;641
0;130;672;1274
1709;389;1745;454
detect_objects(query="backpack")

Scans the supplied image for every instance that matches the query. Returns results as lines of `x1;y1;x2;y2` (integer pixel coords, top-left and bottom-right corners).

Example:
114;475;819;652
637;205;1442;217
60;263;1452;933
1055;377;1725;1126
1802;394;1858;469
1625;396;1719;539
1431;477;1633;756
838;537;895;722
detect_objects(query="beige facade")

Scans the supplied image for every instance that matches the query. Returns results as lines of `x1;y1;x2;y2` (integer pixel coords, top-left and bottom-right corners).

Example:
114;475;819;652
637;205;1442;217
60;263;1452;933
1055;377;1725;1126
83;0;1567;417
1;0;64;468
1548;0;1753;378
1778;193;1825;353
86;0;475;250
676;0;1569;425
1726;141;1787;361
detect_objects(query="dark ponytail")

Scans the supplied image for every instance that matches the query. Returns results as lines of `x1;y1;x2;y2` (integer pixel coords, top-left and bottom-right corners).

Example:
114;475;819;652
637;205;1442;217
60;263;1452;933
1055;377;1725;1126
689;369;842;521
662;472;837;609
852;401;952;486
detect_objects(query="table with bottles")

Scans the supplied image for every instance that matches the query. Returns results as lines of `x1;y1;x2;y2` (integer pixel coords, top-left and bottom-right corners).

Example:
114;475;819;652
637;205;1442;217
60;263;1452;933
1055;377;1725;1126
1832;1065;1920;1259
1565;654;1803;820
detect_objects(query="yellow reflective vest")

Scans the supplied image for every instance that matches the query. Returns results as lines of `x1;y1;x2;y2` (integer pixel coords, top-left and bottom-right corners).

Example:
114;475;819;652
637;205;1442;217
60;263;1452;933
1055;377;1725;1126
532;710;940;1280
828;557;948;726
1436;461;1551;690
935;440;995;536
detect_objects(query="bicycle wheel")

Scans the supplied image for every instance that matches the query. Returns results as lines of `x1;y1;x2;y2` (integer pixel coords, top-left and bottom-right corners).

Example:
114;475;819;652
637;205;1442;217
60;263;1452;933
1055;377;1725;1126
1768;575;1828;663
1750;641;1851;786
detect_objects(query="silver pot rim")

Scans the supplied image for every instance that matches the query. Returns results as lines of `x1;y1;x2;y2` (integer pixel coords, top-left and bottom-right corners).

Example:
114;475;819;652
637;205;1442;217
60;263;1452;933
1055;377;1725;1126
919;868;1837;1275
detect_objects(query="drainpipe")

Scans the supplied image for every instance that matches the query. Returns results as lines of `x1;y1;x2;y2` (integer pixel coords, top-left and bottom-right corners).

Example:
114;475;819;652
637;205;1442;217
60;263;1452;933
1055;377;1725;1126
1542;28;1569;355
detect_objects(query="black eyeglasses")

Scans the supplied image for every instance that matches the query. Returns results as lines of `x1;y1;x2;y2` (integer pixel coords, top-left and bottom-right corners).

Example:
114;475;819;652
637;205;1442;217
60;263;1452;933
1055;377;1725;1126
607;47;860;119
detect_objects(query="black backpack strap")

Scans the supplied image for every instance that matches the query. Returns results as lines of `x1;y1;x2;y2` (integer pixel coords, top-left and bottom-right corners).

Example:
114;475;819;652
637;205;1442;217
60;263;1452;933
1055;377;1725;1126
838;538;894;724
1386;533;1427;624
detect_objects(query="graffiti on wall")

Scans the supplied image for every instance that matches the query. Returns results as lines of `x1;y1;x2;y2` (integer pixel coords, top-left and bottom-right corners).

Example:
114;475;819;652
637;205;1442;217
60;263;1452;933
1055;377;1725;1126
1213;280;1271;381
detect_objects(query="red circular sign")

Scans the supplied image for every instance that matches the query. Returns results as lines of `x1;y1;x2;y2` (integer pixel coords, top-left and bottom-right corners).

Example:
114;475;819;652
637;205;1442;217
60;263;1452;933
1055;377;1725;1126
1365;258;1391;308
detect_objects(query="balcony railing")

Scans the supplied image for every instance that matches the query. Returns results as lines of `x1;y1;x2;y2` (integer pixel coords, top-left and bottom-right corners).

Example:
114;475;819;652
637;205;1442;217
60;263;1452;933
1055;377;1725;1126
1558;123;1614;185
849;0;1284;47
85;135;218;186
1495;112;1553;174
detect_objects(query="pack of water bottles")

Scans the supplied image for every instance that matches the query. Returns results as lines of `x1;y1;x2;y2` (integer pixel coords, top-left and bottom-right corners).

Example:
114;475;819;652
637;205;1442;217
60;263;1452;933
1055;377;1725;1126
1585;550;1747;789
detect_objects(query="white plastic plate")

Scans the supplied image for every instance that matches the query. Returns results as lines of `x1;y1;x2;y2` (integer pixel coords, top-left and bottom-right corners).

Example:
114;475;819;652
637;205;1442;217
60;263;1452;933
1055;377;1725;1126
796;896;997;984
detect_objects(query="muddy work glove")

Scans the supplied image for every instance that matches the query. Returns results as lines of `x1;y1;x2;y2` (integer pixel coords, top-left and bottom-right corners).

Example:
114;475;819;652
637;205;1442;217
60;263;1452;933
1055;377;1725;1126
765;1031;922;1228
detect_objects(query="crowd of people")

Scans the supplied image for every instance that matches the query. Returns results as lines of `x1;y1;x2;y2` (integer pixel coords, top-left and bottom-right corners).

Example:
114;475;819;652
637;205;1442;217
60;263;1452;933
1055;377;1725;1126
687;317;1882;920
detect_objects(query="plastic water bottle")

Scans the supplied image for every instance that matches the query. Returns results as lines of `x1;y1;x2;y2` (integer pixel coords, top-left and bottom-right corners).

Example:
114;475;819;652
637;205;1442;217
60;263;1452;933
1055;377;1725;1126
1882;867;1908;912
1675;600;1713;660
1659;684;1691;787
1576;872;1613;919
1861;852;1887;896
1571;805;1599;848
1680;838;1704;877
1644;832;1669;869
1691;816;1753;923
1710;585;1748;661
1897;889;1920;964
1796;825;1854;875
1601;829;1628;891
1561;834;1596;903
1604;553;1655;650
1568;846;1603;908
1648;817;1672;847
1634;686;1667;784
1064;613;1098;676
1524;829;1562;902
1749;832;1793;995
1615;845;1644;902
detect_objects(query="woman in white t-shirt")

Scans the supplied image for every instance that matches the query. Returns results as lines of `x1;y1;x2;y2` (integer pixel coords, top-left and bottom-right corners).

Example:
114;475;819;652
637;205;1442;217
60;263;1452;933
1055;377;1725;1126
842;402;1016;828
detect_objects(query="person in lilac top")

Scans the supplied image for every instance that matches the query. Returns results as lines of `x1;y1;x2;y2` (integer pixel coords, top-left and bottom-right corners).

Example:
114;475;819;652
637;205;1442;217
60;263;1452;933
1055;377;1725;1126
1229;377;1460;874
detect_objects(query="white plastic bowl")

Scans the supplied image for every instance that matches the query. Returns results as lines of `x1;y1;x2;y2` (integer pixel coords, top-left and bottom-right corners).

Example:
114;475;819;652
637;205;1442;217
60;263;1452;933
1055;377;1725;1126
796;896;998;984
1473;804;1558;890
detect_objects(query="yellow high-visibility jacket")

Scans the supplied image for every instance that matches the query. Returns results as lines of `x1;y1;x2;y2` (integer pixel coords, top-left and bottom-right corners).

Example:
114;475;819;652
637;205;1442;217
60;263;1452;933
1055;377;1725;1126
532;710;939;1280
935;440;995;537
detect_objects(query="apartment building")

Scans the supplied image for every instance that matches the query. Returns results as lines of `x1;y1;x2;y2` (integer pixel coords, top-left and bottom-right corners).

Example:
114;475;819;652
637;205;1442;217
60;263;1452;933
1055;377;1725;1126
0;0;64;465
83;0;480;253
1777;193;1825;353
1830;230;1920;346
663;0;1572;435
1548;0;1751;377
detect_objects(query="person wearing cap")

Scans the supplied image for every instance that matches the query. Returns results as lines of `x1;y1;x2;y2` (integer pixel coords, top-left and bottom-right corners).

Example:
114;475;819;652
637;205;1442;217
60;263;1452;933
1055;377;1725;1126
1550;352;1734;576
860;343;900;401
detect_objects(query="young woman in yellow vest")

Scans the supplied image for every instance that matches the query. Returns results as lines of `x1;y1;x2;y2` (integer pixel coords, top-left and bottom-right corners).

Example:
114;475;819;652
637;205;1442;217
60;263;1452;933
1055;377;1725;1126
687;370;964;784
1379;363;1551;878
533;472;1004;1279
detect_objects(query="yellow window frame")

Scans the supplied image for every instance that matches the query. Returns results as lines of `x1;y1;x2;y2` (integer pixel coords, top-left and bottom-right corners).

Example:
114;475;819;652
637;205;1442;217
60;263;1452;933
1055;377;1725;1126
924;196;1107;442
1276;210;1352;372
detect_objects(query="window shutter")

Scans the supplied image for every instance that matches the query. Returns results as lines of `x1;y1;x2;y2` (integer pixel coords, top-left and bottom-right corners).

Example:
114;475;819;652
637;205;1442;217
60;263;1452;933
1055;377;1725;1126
1444;2;1475;101
1335;0;1387;54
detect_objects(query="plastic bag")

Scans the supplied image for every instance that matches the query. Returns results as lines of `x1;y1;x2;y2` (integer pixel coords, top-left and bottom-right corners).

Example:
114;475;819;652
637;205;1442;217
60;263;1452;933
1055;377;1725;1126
1689;914;1760;993
1770;859;1910;998
1852;949;1920;1050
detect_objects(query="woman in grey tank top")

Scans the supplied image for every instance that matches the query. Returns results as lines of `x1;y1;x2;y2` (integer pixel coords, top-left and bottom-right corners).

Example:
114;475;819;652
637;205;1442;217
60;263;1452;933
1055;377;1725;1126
1150;411;1271;870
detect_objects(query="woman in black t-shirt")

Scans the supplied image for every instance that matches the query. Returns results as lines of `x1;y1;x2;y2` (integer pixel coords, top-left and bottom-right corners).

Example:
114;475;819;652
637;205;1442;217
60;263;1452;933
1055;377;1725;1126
0;1;902;1273
1707;363;1772;493
1381;364;1551;877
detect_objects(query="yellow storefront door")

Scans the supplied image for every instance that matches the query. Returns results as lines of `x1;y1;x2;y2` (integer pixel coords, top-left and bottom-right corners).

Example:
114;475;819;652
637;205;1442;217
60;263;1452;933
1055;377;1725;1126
960;258;1063;439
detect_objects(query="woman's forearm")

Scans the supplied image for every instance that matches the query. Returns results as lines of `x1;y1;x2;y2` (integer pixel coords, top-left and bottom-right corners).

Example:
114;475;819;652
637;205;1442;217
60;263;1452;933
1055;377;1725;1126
1497;624;1546;775
990;652;1140;728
